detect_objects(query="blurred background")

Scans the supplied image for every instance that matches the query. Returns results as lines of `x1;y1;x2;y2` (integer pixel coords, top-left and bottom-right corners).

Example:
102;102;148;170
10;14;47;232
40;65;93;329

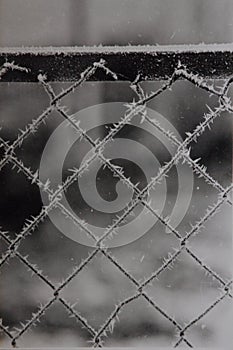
0;0;232;348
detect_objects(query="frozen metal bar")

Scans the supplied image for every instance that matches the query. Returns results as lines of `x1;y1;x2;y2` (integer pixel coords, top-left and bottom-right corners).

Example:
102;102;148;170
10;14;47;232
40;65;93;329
0;44;232;82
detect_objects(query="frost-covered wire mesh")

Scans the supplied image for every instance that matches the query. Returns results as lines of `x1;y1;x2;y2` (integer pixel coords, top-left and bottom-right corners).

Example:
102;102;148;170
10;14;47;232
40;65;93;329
0;46;232;348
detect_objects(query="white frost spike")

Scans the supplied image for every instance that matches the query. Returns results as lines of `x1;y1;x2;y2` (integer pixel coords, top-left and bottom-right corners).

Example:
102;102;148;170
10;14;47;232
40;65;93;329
44;179;51;191
31;170;39;184
108;319;116;334
140;109;147;124
140;255;145;262
38;73;47;82
185;132;192;138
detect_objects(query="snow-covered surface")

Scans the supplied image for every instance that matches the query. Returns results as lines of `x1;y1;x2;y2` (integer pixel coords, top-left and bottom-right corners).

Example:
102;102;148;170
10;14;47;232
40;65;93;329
0;43;233;55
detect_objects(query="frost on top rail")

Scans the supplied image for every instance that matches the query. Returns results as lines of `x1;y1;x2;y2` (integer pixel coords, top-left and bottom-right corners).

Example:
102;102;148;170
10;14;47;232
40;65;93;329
0;43;233;82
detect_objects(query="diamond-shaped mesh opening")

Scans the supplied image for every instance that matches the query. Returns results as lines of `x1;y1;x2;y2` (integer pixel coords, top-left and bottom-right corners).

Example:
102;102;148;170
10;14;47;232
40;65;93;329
18;217;93;282
60;253;136;328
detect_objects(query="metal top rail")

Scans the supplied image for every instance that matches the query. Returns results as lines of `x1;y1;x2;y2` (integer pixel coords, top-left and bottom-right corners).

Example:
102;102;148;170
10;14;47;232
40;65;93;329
0;43;232;82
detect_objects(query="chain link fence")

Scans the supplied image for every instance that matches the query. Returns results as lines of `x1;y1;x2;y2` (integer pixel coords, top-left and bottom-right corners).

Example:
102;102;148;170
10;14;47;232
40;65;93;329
0;45;232;348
